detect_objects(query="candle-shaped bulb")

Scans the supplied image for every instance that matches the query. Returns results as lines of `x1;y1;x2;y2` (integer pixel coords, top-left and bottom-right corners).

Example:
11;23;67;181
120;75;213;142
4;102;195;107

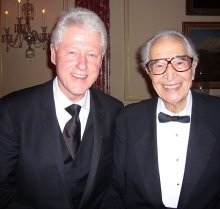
42;9;46;27
18;0;21;18
5;10;8;28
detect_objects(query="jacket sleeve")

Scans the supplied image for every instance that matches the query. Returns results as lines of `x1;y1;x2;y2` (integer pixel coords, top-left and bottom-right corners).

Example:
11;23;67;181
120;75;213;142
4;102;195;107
0;99;34;209
100;114;127;209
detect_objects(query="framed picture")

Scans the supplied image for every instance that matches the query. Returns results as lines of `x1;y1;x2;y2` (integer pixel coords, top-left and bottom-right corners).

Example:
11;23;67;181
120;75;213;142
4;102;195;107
182;22;220;89
186;0;220;15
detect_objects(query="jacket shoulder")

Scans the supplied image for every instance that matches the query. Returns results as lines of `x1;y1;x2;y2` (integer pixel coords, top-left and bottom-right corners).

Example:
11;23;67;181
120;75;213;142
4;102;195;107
0;80;53;110
192;91;220;110
91;89;123;108
124;97;157;111
1;80;52;102
119;97;157;120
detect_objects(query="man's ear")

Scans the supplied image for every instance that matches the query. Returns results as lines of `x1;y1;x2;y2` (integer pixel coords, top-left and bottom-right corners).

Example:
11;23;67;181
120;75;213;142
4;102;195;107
146;69;152;79
50;44;56;65
192;60;198;80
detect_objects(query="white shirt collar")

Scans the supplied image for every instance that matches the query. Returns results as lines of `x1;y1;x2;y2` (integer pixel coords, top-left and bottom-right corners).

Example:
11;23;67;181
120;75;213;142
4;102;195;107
53;77;90;135
53;76;90;111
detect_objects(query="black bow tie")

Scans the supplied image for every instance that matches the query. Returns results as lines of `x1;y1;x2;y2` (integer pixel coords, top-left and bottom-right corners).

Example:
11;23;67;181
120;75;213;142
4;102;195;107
158;112;190;123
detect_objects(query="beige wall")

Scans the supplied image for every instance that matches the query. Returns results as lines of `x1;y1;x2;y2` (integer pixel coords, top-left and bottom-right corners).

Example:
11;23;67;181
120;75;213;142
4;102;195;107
110;0;220;104
1;0;220;103
0;0;74;96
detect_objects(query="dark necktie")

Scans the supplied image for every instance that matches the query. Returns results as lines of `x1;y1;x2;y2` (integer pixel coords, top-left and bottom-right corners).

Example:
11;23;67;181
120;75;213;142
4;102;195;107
63;104;81;159
158;112;190;123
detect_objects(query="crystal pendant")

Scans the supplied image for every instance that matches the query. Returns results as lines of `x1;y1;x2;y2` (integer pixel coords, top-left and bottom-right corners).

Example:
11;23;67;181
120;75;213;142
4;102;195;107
25;47;35;61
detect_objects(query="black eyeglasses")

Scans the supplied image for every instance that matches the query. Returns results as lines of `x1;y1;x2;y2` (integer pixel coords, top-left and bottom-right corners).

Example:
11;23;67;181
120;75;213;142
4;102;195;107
145;55;193;75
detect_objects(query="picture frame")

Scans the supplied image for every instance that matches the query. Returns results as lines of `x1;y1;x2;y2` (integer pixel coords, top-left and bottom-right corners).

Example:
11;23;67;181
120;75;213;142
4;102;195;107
182;22;220;89
186;0;220;16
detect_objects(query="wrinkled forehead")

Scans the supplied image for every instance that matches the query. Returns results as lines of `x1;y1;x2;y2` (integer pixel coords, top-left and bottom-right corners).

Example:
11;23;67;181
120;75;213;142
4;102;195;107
153;36;185;48
150;37;188;58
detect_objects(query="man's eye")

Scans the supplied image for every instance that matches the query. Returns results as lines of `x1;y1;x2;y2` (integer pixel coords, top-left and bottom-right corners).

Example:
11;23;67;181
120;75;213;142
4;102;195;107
68;51;77;55
155;63;163;68
154;62;166;68
176;60;184;65
88;53;98;58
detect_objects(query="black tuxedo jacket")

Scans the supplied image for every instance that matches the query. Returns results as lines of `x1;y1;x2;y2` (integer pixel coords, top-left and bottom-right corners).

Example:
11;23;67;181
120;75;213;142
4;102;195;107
0;80;123;209
102;91;220;209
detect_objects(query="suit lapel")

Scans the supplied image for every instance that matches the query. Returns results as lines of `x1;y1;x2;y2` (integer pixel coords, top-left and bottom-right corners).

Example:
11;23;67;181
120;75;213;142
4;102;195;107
79;90;104;208
178;94;216;208
134;99;164;208
38;81;72;202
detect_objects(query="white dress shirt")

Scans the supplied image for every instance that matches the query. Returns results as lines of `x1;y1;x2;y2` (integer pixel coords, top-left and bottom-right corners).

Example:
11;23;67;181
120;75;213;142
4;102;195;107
156;91;192;208
53;77;90;139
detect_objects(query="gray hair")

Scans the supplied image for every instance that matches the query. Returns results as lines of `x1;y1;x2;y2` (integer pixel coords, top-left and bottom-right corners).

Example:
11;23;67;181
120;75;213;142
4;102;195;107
50;7;107;56
140;30;199;72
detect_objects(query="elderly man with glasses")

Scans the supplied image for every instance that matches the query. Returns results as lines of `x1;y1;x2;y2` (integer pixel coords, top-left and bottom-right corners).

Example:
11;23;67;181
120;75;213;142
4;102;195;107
102;30;220;209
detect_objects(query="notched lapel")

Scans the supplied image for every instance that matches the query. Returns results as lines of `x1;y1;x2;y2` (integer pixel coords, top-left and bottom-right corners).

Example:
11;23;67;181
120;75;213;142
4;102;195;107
41;102;72;199
134;115;163;208
178;113;216;208
39;82;72;203
79;90;104;208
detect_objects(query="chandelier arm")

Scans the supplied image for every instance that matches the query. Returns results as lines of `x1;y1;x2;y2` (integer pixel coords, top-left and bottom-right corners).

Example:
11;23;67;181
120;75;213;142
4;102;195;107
32;30;48;42
33;42;43;48
1;0;50;59
6;32;23;48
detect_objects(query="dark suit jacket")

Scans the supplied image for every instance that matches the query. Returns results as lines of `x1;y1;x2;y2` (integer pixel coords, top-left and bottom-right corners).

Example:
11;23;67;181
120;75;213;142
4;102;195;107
0;80;123;209
102;91;220;209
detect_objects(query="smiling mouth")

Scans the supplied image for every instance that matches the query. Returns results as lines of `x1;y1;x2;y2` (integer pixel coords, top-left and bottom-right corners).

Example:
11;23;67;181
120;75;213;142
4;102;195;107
72;73;87;79
163;83;180;89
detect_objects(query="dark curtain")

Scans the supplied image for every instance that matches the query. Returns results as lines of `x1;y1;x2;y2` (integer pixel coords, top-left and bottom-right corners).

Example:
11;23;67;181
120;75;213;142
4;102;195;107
75;0;110;94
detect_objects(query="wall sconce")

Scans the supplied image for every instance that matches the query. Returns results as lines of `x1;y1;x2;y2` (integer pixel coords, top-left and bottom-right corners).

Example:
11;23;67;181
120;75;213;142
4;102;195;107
1;0;50;61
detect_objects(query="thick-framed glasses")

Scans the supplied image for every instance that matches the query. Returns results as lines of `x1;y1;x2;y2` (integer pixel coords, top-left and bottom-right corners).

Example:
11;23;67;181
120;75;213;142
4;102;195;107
145;55;193;75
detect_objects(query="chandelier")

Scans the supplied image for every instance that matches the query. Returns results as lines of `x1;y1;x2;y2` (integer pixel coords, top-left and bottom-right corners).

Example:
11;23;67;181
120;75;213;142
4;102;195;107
1;0;50;60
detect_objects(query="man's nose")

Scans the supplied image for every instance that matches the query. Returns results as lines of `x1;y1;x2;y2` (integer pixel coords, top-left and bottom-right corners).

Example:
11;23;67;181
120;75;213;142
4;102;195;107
164;63;176;80
77;53;87;70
